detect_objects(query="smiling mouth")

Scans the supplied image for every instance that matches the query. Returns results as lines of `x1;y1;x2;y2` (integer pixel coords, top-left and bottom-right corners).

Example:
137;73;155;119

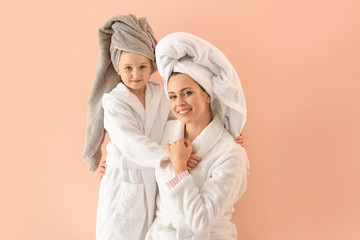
131;79;142;83
177;108;192;116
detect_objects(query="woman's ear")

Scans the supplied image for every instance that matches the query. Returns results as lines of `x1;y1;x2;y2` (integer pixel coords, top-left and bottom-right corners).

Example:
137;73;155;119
206;95;211;103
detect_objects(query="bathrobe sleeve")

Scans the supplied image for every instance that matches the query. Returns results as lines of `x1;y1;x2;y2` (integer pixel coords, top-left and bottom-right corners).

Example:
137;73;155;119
166;147;248;234
103;95;168;168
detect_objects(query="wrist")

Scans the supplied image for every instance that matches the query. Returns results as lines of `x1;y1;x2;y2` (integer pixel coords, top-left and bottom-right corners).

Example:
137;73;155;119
173;164;188;176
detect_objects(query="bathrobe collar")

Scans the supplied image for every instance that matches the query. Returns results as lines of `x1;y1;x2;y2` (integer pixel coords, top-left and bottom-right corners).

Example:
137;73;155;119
173;114;224;157
111;81;162;136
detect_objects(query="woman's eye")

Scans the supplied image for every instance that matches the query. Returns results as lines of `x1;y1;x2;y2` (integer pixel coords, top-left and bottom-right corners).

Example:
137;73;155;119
125;66;132;70
169;95;177;100
184;91;192;96
140;65;147;69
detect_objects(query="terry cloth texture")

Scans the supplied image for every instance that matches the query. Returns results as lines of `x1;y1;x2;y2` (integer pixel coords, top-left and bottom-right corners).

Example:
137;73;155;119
83;14;157;172
155;32;247;138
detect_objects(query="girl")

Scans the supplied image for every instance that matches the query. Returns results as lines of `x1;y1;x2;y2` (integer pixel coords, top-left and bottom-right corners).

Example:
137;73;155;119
146;32;249;239
83;15;173;240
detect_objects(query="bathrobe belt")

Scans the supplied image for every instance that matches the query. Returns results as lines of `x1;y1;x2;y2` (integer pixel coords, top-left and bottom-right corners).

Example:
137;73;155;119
106;154;144;169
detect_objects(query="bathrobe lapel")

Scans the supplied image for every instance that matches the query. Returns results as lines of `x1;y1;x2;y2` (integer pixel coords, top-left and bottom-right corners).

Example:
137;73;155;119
115;82;146;127
171;115;224;158
144;82;162;136
115;82;163;137
191;115;223;157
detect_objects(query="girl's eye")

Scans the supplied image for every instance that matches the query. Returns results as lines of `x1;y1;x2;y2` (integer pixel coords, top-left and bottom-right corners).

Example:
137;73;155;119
140;65;147;69
125;66;132;70
169;95;177;100
184;91;192;96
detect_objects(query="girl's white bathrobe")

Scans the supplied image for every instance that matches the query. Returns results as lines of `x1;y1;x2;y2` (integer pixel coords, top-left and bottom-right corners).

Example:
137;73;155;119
146;115;249;240
96;81;170;240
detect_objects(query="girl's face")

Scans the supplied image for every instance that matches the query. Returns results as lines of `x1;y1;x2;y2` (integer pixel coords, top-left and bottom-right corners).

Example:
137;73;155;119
167;73;211;126
117;51;152;95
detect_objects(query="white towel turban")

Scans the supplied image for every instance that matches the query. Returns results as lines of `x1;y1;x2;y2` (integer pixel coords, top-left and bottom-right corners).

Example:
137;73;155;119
83;14;157;172
155;32;247;137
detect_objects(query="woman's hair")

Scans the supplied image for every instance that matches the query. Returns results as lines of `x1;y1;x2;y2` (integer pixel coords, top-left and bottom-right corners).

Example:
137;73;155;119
170;72;207;93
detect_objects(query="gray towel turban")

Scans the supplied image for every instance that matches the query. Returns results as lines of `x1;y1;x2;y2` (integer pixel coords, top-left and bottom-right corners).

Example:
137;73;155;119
83;14;158;172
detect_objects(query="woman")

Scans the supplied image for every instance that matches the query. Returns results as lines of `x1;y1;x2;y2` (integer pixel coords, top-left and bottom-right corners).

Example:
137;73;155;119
146;32;249;239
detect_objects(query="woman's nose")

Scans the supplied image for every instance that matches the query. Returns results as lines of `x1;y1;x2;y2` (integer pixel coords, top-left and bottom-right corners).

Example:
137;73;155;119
176;97;185;106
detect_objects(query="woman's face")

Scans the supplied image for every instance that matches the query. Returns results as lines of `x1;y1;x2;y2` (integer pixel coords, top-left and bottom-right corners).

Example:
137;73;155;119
167;73;211;125
117;51;152;95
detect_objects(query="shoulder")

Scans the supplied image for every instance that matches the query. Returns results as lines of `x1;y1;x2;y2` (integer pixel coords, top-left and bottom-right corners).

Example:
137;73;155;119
147;81;166;98
147;81;164;95
105;82;129;97
102;83;131;111
147;80;163;88
147;80;167;100
161;120;182;145
164;119;179;130
215;130;248;172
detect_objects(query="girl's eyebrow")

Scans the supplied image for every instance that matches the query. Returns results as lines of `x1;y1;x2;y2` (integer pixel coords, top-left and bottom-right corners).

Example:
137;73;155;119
121;61;150;66
168;87;192;95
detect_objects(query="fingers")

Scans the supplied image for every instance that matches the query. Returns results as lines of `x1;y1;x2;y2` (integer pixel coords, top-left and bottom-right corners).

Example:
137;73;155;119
187;154;202;169
191;149;198;154
98;160;107;179
235;133;245;147
235;135;244;141
187;160;197;168
166;144;171;156
190;154;201;162
236;140;245;147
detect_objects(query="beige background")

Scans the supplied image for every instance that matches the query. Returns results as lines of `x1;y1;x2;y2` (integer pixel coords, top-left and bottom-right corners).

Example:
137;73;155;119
1;0;359;239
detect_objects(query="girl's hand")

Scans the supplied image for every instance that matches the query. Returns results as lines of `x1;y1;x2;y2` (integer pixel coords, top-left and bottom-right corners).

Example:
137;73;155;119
166;138;192;175
187;149;202;171
235;132;245;147
98;159;107;180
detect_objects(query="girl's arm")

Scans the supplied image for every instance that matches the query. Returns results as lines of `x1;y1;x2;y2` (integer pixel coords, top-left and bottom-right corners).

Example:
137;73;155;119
103;96;168;168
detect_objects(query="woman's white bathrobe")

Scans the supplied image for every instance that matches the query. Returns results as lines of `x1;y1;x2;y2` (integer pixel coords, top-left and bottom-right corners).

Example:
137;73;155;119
96;81;170;240
146;115;249;240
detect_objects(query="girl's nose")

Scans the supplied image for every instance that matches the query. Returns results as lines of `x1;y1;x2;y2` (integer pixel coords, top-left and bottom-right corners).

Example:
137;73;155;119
132;69;140;79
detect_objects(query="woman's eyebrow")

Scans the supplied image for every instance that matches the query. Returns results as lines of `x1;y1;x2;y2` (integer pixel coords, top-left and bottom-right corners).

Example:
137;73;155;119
168;87;193;94
180;87;192;92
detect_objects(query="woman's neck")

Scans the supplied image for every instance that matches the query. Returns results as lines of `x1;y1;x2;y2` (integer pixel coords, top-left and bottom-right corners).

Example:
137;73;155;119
184;115;213;142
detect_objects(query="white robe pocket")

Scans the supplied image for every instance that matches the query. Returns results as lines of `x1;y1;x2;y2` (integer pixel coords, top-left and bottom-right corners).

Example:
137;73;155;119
116;181;146;220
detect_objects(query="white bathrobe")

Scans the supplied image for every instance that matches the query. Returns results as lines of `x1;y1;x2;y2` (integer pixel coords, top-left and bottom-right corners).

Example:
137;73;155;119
146;115;249;240
96;81;170;240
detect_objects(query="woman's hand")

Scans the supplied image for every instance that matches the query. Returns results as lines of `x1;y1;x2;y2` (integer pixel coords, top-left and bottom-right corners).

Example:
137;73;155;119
166;138;192;176
98;159;107;180
235;132;245;147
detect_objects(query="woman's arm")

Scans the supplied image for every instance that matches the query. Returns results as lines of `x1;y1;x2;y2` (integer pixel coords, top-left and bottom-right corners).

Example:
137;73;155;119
166;145;248;234
166;138;192;175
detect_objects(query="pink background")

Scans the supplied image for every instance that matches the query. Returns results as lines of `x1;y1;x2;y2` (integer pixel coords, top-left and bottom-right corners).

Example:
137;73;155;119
1;0;359;239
